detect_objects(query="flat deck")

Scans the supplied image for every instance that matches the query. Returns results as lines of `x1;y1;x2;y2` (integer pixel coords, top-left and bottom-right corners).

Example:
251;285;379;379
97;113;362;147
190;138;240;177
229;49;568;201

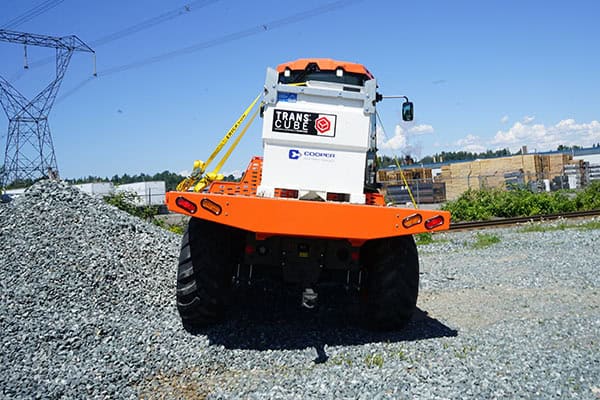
166;191;450;245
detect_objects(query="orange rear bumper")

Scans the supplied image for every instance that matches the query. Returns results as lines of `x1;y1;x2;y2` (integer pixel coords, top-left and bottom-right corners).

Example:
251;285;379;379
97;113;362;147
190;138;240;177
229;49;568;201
166;191;450;246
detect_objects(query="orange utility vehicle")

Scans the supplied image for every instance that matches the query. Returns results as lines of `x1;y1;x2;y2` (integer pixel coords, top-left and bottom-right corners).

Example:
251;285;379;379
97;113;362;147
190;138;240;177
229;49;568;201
166;59;450;330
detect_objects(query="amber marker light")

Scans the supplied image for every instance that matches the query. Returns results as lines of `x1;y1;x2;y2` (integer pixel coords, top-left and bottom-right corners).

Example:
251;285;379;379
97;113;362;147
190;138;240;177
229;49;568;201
200;198;222;216
424;215;445;230
175;196;197;214
402;213;423;228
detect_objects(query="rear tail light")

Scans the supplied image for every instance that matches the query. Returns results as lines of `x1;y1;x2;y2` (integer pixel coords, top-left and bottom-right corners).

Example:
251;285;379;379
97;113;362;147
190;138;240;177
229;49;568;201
424;215;445;230
402;213;423;228
175;196;197;214
200;198;222;215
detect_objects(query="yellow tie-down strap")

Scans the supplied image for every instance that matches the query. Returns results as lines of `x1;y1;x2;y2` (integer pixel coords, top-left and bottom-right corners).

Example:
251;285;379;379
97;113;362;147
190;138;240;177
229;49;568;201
177;92;262;192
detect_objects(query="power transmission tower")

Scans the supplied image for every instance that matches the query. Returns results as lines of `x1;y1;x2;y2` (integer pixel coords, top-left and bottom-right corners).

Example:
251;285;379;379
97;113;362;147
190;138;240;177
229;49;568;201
0;29;95;187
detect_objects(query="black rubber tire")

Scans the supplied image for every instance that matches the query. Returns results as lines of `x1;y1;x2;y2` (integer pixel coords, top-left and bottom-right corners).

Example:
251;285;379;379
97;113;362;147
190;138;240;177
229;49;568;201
176;217;243;330
361;235;419;330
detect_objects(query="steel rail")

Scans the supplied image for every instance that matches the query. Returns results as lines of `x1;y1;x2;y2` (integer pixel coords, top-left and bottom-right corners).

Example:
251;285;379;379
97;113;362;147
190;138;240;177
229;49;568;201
449;209;600;231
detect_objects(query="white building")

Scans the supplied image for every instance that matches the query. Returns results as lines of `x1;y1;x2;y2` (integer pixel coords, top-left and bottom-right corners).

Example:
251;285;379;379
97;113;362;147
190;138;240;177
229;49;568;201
115;181;166;206
74;182;115;197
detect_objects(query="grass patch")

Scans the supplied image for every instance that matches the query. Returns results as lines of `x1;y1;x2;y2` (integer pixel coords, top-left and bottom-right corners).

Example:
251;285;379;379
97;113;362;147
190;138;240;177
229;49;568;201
103;192;188;235
396;349;408;361
168;225;185;235
415;232;448;246
365;353;384;368
519;222;568;233
104;191;162;221
331;354;353;367
470;233;500;249
579;220;600;230
454;345;476;359
415;232;434;245
519;219;600;233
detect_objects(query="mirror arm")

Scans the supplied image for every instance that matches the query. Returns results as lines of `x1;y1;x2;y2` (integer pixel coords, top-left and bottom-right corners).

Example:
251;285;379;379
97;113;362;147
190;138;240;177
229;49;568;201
378;95;409;102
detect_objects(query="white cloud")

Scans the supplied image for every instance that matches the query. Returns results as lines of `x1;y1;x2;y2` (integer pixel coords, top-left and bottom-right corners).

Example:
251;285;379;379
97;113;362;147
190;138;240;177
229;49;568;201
377;123;430;159
522;115;535;124
178;170;191;176
492;119;600;152
500;115;509;124
409;124;434;135
378;124;407;151
455;134;486;153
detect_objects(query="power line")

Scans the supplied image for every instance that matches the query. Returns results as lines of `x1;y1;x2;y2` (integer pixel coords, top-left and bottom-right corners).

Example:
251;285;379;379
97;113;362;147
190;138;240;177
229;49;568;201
55;76;95;104
55;0;364;104
100;0;363;76
9;0;220;80
90;0;219;47
1;0;65;29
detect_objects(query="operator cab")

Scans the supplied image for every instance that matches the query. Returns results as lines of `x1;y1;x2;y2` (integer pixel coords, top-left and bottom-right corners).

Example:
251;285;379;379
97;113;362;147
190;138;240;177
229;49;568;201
278;60;373;87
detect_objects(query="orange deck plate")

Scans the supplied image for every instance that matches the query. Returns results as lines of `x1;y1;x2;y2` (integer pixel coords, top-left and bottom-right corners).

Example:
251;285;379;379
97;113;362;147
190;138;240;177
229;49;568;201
166;192;450;243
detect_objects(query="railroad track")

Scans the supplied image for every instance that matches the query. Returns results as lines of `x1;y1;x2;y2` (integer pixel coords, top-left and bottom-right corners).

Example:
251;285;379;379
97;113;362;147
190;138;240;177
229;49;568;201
449;209;600;231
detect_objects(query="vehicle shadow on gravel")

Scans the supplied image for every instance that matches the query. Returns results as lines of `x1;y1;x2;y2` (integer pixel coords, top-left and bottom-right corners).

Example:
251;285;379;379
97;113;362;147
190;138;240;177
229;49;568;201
193;286;458;355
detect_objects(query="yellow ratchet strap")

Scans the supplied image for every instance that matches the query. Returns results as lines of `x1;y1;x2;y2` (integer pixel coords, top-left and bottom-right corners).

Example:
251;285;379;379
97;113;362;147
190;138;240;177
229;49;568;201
394;156;418;209
176;92;262;192
193;105;261;192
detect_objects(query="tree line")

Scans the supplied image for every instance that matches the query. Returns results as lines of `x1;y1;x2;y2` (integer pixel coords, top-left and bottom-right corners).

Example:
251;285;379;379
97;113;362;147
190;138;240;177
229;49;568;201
67;171;185;191
3;143;599;190
379;148;512;166
67;171;239;191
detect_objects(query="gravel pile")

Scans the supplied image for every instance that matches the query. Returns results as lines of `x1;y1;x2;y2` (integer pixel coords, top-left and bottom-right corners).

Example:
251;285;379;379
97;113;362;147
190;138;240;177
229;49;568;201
0;180;183;398
1;181;599;399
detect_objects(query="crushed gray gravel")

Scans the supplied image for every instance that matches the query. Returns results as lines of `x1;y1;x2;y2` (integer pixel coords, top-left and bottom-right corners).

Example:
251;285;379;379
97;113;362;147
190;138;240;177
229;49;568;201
1;180;599;399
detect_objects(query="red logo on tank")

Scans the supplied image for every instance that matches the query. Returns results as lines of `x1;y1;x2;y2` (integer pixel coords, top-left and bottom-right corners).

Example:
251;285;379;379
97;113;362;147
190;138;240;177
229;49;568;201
315;116;331;133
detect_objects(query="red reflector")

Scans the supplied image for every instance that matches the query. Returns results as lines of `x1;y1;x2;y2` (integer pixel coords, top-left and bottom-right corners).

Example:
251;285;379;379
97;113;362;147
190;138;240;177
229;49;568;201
175;196;197;214
200;198;222;215
350;251;360;261
276;188;299;198
326;192;350;202
245;244;255;255
424;215;445;230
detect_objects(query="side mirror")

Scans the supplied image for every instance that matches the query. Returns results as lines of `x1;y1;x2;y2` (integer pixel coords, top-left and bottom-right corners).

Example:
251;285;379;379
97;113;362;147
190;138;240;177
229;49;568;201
402;101;414;122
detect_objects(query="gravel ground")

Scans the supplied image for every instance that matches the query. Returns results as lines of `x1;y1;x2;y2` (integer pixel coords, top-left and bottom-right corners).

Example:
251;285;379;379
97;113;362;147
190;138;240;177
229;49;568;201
1;180;598;399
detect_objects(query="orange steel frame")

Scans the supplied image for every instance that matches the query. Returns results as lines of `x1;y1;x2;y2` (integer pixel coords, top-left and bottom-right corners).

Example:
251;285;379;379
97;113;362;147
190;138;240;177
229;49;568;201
166;157;450;246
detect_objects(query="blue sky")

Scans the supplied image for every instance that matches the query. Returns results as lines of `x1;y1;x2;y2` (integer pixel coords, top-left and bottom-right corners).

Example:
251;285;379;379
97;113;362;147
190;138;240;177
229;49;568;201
1;0;599;179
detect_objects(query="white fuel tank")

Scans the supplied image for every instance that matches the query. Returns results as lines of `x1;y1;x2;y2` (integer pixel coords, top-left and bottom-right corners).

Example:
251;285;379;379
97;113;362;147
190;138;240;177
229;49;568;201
258;70;377;204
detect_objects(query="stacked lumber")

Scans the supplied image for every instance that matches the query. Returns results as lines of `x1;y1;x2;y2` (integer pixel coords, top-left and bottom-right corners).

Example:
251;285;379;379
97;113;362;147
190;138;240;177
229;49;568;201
538;153;564;179
377;167;432;183
437;154;573;200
